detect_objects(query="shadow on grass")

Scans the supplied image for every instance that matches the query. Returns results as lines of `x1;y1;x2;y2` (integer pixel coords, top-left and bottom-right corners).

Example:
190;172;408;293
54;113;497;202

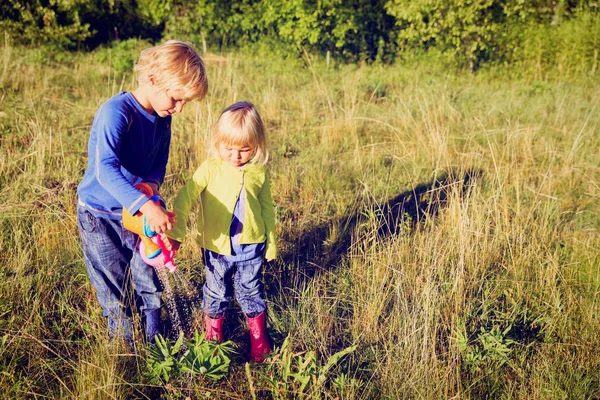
270;168;484;288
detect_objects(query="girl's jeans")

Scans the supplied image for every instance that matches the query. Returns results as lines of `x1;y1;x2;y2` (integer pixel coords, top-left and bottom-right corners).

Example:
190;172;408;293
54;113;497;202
77;205;162;341
202;242;266;317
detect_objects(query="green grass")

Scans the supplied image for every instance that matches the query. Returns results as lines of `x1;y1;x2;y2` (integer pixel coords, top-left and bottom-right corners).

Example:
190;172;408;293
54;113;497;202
0;39;599;399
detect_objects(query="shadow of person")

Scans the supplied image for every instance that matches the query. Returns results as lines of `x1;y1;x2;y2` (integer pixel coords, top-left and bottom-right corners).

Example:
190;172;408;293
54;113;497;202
267;167;484;296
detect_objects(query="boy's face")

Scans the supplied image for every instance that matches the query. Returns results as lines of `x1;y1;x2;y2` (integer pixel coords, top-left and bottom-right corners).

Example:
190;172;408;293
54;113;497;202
219;143;255;168
149;88;187;117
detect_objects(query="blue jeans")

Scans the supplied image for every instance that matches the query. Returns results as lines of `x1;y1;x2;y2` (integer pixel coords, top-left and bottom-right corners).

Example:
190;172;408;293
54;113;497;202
202;242;266;317
77;205;162;340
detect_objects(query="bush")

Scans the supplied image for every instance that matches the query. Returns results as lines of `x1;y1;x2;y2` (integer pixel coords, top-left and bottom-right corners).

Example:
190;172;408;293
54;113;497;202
164;0;396;62
385;0;599;71
1;0;167;49
0;0;91;48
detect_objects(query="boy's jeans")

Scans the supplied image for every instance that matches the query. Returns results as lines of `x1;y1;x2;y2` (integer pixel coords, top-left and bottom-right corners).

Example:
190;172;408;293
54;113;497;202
202;242;266;317
77;205;162;341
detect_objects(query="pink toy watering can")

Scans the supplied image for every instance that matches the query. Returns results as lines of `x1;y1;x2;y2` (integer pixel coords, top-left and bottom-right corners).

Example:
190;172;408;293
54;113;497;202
122;183;178;273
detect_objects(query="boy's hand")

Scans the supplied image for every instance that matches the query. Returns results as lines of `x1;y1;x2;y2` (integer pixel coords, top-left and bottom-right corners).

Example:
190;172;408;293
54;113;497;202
139;200;176;234
266;259;273;263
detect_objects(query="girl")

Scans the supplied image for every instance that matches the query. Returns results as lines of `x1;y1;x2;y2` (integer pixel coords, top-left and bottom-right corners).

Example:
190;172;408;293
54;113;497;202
166;101;276;362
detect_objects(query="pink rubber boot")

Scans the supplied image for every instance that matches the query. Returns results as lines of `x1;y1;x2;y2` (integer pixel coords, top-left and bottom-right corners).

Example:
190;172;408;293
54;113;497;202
247;311;271;362
205;314;224;342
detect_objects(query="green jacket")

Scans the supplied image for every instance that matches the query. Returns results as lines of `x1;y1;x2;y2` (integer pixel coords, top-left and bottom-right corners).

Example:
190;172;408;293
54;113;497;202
167;158;277;259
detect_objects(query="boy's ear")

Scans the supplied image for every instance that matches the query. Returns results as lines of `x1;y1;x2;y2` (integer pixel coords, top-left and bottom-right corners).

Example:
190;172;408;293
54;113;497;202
147;73;157;87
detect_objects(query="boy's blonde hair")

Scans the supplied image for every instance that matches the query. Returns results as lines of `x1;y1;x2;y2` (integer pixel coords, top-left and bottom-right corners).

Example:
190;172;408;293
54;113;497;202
134;40;208;102
210;102;269;165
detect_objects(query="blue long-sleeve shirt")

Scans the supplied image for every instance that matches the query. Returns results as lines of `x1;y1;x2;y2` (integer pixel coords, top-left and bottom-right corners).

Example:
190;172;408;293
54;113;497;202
77;92;172;219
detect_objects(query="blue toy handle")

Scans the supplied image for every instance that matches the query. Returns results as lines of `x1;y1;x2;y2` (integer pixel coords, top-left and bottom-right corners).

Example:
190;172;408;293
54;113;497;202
142;195;167;237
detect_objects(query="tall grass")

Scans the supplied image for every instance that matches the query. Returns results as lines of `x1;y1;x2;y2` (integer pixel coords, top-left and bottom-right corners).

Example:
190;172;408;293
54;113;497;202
0;38;598;399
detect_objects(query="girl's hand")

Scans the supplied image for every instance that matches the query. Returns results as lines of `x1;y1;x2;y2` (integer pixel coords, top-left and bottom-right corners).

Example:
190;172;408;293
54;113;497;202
266;258;273;263
160;235;181;252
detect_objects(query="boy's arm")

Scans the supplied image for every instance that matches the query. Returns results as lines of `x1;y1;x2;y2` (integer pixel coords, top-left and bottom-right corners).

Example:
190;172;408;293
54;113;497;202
93;103;173;232
166;161;210;243
94;105;153;215
258;170;277;261
144;126;171;191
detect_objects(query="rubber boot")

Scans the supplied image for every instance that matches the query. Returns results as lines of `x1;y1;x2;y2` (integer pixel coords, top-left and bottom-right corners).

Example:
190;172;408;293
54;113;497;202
205;314;225;342
247;311;271;362
145;309;161;344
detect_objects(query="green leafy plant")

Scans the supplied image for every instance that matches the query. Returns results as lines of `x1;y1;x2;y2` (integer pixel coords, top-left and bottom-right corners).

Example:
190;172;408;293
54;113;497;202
256;336;357;399
146;332;184;383
454;324;516;375
179;330;236;381
145;331;236;384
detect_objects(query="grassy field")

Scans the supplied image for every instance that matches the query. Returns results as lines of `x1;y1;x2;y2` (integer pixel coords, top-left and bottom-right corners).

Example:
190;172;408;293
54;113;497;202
0;40;599;399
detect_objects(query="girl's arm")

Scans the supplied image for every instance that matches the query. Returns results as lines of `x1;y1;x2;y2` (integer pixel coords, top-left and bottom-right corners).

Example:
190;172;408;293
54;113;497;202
259;171;277;261
166;161;210;243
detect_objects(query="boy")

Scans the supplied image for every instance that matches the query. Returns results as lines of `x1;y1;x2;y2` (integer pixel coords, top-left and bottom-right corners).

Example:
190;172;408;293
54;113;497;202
77;40;208;346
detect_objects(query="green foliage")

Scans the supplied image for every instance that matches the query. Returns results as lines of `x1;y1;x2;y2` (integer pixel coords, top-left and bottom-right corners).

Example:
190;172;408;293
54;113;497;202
332;372;363;397
1;0;167;49
0;0;91;48
178;330;235;380
2;0;598;69
165;0;396;61
454;324;516;375
386;0;507;69
137;0;172;26
259;0;395;60
164;0;259;50
165;0;600;68
254;336;356;399
93;38;151;79
145;331;236;384
146;332;184;383
76;0;167;48
504;9;600;78
385;0;599;70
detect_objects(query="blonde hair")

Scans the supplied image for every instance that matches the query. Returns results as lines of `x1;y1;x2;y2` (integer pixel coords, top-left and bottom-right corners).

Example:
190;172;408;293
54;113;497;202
134;40;208;102
210;102;269;165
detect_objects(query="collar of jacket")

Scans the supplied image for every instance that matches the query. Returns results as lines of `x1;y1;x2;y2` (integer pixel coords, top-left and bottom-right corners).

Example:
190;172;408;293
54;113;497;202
212;157;263;174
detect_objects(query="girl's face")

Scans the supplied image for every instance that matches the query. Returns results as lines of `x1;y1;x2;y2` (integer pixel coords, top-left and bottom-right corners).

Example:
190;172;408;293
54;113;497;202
219;142;255;168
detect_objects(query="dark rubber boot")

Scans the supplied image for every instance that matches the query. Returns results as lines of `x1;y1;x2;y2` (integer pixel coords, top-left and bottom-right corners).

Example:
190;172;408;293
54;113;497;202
247;311;271;362
205;314;225;342
145;309;161;344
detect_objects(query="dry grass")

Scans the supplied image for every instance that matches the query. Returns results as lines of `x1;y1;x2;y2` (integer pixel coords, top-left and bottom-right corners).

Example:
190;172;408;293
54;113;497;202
0;40;599;399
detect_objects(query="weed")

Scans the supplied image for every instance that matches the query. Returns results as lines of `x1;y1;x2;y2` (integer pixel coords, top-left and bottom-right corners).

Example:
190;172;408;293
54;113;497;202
145;331;236;384
255;336;356;399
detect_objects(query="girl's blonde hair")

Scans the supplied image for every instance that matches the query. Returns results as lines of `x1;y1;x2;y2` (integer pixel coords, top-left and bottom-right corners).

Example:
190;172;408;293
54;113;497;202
210;102;269;165
134;40;208;102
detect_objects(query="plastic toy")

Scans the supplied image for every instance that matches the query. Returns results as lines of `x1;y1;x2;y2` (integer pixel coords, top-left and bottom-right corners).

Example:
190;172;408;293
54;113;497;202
122;183;178;273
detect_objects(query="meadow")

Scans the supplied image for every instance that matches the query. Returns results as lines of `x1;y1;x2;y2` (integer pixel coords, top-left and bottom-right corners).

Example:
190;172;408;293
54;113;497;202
0;39;599;399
